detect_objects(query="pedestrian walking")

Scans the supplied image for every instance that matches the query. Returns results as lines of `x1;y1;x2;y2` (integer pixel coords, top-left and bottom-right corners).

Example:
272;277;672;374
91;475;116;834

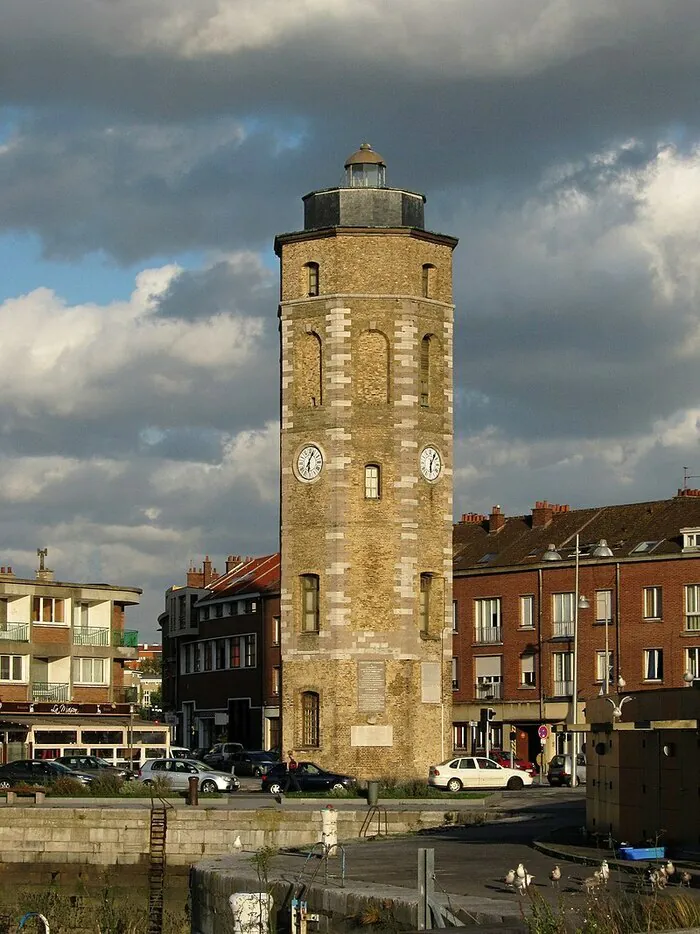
283;750;302;793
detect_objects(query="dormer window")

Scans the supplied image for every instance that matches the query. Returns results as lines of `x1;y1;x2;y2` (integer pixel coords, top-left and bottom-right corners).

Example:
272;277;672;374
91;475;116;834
682;528;700;550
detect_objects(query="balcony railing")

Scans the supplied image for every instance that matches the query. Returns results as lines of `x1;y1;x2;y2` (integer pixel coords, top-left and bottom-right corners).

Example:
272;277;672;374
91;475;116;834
73;627;110;646
112;630;138;648
553;620;574;638
474;626;503;644
475;680;503;700
32;681;70;702
0;623;29;642
553;679;573;697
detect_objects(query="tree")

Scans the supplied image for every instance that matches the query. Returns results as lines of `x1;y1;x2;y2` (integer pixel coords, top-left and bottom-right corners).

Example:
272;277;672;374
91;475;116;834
140;656;162;675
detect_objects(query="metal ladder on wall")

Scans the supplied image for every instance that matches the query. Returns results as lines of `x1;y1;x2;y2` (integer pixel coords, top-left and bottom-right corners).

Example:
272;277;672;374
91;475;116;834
148;798;170;934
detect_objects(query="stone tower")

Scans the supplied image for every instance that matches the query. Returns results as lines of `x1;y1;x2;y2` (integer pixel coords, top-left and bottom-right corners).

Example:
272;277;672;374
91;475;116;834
274;144;457;779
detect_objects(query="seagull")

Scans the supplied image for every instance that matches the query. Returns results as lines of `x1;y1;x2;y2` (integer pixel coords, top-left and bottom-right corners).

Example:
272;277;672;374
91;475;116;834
515;874;534;896
504;869;516;887
681;870;692;887
605;696;634;719
583;876;601;894
665;859;675;880
516;863;526;880
657;866;668;888
233;835;242;852
549;865;561;888
599;860;610;884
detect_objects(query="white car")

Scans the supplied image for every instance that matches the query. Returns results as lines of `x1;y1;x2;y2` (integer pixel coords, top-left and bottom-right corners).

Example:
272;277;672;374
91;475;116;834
139;757;240;793
429;755;534;791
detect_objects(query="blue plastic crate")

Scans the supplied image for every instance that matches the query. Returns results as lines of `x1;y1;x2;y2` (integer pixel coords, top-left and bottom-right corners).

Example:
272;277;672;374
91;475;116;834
619;846;665;860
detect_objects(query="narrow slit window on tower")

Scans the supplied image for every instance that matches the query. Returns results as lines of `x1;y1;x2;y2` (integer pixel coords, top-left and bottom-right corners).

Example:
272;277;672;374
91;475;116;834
306;262;319;297
302;691;320;747
419;573;432;634
365;464;380;499
301;574;320;632
420;335;431;407
421;264;435;298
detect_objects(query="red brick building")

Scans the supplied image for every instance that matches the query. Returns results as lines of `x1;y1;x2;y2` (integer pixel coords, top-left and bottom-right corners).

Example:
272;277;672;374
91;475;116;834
452;491;700;768
160;554;281;752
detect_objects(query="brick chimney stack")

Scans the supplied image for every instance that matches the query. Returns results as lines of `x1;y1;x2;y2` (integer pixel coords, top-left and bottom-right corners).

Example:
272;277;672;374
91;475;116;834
489;505;505;533
460;512;487;524
532;501;569;527
225;555;241;573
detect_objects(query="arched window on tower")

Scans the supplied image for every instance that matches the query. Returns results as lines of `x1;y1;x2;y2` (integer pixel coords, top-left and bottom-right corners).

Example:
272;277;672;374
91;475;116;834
302;691;320;747
356;330;389;404
300;574;320;632
365;464;381;500
295;330;322;408
421;264;436;298
420;335;432;407
305;262;320;297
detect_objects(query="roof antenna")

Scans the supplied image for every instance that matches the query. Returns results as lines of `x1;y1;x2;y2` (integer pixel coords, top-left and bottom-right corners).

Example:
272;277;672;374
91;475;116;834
683;467;700;491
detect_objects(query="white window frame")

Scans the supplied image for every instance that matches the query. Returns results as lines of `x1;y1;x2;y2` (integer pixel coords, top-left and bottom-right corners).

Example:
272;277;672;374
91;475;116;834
272;616;281;646
0;654;26;682
451;656;459;691
32;597;66;625
73;657;108;685
643;648;663;682
552;593;574;637
595;650;614;684
474;598;502;643
272;666;280;696
595;590;612;624
519;654;536;687
553;652;573;695
685;585;700;631
686;647;700;681
643;586;662;620
452;600;458;633
364;464;380;500
519;595;534;629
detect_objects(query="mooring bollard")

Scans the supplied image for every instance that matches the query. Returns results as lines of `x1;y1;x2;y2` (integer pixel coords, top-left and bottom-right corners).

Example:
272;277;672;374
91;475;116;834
321;805;338;854
187;775;199;806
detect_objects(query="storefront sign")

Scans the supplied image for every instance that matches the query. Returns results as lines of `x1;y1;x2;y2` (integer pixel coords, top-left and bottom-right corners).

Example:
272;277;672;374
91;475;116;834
0;701;132;716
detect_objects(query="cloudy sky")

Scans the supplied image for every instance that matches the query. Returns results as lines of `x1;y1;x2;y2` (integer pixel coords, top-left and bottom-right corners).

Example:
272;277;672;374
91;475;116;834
2;0;700;637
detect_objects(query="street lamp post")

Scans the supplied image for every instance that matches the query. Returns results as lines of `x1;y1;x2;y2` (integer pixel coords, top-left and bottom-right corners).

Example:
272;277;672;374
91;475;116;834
571;533;589;786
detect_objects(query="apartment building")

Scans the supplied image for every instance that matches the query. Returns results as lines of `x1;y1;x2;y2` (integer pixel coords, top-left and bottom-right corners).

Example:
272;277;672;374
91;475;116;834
160;554;281;751
452;491;700;767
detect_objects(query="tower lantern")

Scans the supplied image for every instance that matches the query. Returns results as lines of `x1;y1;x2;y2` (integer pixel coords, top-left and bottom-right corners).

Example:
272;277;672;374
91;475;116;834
344;142;386;188
275;145;458;780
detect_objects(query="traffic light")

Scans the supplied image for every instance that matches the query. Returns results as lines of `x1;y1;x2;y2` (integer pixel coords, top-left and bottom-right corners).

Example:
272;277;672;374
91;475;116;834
480;707;497;723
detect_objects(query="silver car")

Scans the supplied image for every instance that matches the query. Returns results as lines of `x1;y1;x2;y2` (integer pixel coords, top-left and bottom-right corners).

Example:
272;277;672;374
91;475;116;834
139;757;240;793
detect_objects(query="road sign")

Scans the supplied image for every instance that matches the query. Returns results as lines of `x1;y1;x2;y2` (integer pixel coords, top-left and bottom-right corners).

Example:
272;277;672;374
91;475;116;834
538;724;549;740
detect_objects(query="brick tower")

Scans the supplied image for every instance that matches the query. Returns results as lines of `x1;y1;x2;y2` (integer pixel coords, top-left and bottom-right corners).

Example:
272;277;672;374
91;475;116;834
274;144;457;778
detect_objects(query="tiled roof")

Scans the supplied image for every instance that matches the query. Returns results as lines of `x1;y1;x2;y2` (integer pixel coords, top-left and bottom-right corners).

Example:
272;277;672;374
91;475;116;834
207;553;280;597
453;493;700;572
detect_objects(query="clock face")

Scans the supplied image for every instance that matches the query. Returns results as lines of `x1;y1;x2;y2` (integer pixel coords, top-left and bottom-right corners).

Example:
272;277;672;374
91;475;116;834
420;446;442;481
297;444;323;481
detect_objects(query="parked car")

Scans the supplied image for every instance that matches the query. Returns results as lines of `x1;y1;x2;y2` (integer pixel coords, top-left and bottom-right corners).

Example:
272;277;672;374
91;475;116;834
203;742;244;771
51;755;133;781
139;758;240;793
0;759;94;788
231;750;280;777
189;748;211;762
489;750;538;777
261;762;355;795
169;746;195;760
547;753;586;787
428;755;534;791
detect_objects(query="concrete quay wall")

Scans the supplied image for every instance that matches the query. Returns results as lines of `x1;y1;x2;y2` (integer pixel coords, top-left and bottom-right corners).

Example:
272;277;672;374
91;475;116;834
0;804;479;867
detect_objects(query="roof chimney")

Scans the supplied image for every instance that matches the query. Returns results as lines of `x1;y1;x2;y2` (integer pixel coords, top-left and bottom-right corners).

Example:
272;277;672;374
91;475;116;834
489;505;505;533
186;564;204;588
203;556;213;586
226;555;241;573
460;512;487;525
678;488;700;497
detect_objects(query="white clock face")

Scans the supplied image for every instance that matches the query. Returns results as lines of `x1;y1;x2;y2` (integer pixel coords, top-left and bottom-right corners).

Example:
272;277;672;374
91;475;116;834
420;446;442;481
297;444;323;481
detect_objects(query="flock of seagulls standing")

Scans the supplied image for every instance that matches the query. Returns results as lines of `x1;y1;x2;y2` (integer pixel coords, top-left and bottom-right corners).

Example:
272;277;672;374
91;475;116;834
505;857;692;896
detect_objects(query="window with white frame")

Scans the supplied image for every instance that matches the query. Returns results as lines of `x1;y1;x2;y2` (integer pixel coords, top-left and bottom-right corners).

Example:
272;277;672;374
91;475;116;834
452;601;458;632
643;648;663;681
520;595;534;629
474;598;502;643
520;654;536;687
32;597;65;624
453;722;469;750
451;656;459;690
553;652;573;695
686;647;700;681
685;585;700;631
272;666;280;696
595;590;612;624
552;593;574;637
643;586;663;620
272;616;281;646
682;528;700;549
73;657;107;684
475;655;502;699
595;650;614;685
364;464;380;499
0;655;25;681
